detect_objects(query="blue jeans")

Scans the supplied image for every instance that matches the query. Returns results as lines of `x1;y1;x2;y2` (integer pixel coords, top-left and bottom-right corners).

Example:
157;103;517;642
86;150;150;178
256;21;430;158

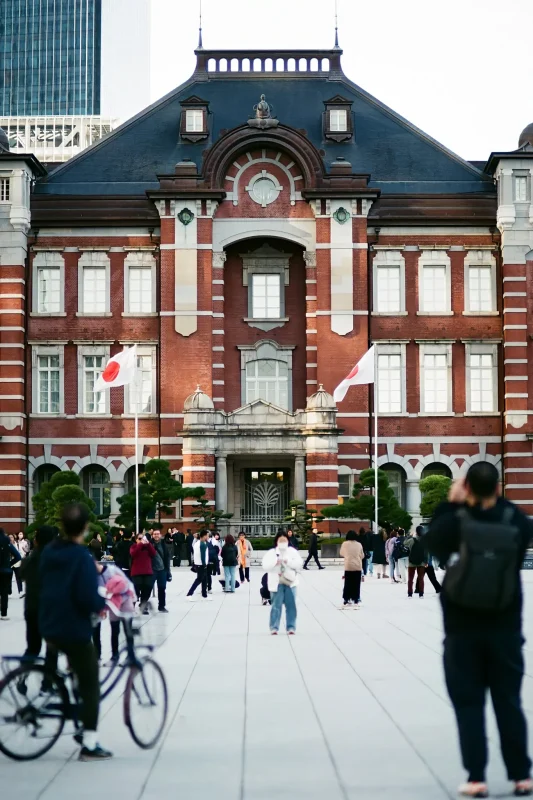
224;565;236;592
389;557;396;581
270;584;297;633
365;552;373;575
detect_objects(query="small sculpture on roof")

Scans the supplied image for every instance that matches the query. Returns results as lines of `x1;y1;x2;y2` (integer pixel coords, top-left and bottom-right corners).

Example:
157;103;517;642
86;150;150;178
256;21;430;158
248;94;279;130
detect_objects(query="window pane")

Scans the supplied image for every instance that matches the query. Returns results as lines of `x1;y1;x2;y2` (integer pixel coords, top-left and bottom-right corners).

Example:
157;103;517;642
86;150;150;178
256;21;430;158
378;353;402;413
83;268;106;313
129;267;152;313
252;273;280;318
470;351;494;412
83;355;105;413
129;354;154;413
423;351;449;412
516;176;528;202
376;266;400;312
185;109;204;132
330;109;347;131
338;474;351;499
245;359;289;409
468;266;492;312
422;266;447;312
37;354;60;413
38;267;61;313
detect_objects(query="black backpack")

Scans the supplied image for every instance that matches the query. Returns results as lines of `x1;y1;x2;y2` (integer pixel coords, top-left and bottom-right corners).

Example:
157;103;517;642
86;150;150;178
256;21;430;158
408;537;426;566
0;536;12;571
444;506;521;611
207;542;219;564
393;538;409;561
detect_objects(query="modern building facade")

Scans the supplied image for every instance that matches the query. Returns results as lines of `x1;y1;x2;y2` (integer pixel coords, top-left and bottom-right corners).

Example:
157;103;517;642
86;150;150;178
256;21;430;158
0;0;150;160
0;44;532;534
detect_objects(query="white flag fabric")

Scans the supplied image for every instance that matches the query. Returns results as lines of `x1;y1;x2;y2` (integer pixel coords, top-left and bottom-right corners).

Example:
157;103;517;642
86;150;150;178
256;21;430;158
333;345;375;403
94;345;137;391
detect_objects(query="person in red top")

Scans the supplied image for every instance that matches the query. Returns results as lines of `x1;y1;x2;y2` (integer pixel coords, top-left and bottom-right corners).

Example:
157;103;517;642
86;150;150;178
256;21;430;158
129;533;156;614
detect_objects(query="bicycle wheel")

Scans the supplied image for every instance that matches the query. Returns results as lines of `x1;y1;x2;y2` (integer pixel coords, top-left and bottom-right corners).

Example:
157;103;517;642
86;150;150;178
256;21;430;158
123;658;168;749
0;664;68;761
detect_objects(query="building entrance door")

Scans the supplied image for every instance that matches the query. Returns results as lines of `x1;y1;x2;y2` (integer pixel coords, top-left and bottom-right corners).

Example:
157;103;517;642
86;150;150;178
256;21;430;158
242;468;290;535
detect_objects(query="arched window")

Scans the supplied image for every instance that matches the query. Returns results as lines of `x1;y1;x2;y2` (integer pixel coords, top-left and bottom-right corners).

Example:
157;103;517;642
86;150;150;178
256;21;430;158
34;464;60;493
338;466;353;503
81;465;110;517
421;462;452;480
245;359;288;408
381;464;407;506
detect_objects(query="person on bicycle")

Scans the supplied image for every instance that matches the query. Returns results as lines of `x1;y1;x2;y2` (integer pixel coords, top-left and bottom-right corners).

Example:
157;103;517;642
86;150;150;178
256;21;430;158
39;503;112;761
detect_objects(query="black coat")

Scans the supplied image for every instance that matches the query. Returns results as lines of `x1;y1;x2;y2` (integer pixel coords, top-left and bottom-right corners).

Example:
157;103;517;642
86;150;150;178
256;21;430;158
112;538;132;570
152;539;171;574
19;547;42;614
221;543;238;567
308;533;319;554
371;533;387;565
186;534;195;552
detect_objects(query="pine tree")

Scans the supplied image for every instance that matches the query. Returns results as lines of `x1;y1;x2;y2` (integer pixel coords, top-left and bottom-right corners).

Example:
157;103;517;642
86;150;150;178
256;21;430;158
281;500;320;547
320;468;412;532
29;470;104;538
189;491;233;532
419;474;451;518
116;458;195;531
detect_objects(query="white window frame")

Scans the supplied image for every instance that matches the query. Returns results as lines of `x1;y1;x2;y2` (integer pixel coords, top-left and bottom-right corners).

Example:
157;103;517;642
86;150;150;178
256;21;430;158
372;250;406;315
185;109;204;133
465;342;498;415
124;345;157;416
77;344;111;416
77;251;111;316
123;251;157;315
31;345;65;415
514;172;530;203
238;340;294;410
418;250;452;315
376;343;407;414
464;250;497;315
0;176;10;202
419;342;453;415
32;252;65;316
242;248;290;330
250;273;282;319
329;109;348;132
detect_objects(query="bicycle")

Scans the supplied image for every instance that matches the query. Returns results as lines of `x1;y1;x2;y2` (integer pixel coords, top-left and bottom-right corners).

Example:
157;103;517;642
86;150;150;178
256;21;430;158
0;604;168;761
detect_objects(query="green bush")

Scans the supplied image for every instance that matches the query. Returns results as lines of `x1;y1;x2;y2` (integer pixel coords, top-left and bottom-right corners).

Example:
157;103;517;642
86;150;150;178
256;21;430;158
320;537;345;546
249;537;275;551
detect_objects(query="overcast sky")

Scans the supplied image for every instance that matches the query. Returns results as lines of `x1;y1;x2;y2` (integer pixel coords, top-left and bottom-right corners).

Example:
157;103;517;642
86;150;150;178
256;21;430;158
149;0;532;161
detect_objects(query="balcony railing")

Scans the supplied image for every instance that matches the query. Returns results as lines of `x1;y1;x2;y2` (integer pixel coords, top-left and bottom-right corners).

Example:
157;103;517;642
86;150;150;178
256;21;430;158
194;48;343;80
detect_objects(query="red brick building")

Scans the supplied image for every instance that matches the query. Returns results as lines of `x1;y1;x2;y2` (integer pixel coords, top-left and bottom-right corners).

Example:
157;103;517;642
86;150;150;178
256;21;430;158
1;45;532;533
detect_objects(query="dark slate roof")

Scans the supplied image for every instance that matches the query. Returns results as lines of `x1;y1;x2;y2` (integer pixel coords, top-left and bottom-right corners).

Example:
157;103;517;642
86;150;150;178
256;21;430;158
35;50;493;197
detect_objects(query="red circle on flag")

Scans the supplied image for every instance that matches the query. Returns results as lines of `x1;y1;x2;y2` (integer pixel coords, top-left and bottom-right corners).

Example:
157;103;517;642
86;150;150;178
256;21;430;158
347;364;359;380
102;360;120;383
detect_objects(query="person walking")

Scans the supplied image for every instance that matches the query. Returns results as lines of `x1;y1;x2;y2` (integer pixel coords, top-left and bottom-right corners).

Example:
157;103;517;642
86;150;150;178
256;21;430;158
262;532;302;635
303;528;325;570
425;552;442;594
9;533;24;596
172;528;185;567
287;528;299;550
129;532;156;613
385;529;400;583
151;529;171;613
0;528;21;620
404;527;427;598
112;530;132;577
186;530;211;601
372;528;388;579
361;528;374;576
340;530;364;608
88;533;103;562
19;525;58;672
392;528;409;583
237;532;253;583
426;462;533;798
17;531;31;558
221;534;238;593
186;529;195;566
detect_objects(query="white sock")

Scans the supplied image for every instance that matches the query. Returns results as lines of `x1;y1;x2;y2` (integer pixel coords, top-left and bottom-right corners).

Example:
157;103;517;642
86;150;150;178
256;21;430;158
84;731;98;750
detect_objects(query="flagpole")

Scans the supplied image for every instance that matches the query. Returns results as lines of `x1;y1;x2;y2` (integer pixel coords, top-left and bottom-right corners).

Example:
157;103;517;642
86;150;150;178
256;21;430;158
134;347;140;537
374;346;379;534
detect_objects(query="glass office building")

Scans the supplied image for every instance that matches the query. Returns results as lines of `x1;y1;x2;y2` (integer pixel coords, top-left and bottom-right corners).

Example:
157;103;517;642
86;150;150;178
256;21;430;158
0;0;102;117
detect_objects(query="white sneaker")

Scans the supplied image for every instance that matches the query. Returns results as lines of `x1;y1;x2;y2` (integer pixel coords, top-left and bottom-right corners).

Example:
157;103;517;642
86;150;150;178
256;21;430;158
204;596;213;602
186;596;197;602
0;616;9;621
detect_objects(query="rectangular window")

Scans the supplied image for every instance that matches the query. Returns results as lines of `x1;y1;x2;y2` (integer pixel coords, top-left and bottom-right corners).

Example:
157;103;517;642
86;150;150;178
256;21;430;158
38;355;60;413
338;474;351;502
0;178;9;201
421;266;447;313
128;267;152;313
377;353;402;413
37;267;61;313
422;351;449;413
128;353;154;414
251;274;281;319
468;266;493;312
329;109;347;131
82;267;106;313
376;266;401;312
83;355;106;414
469;352;495;413
515;176;529;202
185;109;204;132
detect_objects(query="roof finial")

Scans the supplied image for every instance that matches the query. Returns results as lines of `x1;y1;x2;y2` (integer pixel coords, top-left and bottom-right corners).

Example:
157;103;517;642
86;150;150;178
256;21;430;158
334;0;340;48
198;0;203;49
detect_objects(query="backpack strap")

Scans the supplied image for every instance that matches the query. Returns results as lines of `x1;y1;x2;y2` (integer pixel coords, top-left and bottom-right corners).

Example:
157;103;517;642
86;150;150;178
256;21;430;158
501;505;514;526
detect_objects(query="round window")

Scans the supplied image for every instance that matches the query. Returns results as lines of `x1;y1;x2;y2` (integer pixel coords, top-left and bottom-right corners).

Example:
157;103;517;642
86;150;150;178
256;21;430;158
252;177;277;205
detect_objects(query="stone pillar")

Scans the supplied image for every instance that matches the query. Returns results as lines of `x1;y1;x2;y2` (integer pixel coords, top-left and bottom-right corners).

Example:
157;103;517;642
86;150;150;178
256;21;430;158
110;482;125;523
215;456;228;511
294;457;306;504
406;480;421;517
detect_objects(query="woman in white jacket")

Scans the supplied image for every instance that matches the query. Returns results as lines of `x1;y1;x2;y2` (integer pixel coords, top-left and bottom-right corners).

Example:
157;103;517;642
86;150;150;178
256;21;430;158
262;532;303;635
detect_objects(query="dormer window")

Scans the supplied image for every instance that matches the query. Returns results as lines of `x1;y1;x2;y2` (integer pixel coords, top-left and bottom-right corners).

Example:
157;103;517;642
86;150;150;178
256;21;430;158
180;96;209;142
324;96;353;142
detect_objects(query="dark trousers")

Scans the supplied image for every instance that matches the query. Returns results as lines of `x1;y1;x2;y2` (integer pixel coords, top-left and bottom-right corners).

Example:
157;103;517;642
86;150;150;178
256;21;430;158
187;565;208;598
12;568;23;593
304;550;323;569
239;566;250;582
444;631;531;783
153;569;167;610
207;565;213;591
132;574;155;606
24;610;58;672
415;565;442;594
92;619;121;659
173;548;182;567
188;549;193;567
49;639;100;731
408;566;426;596
0;571;10;616
343;570;362;603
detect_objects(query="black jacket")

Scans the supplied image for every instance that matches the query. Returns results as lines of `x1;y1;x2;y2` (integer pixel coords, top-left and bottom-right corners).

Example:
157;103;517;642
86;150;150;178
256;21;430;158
186;534;195;552
112;538;132;570
426;498;533;634
19;547;43;614
173;532;185;548
221;543;238;567
152;539;171;575
308;533;319;554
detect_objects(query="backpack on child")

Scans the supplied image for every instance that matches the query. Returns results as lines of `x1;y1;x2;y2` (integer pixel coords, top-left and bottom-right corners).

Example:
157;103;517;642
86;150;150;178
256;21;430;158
408;537;426;566
444;506;521;612
393;538;409;561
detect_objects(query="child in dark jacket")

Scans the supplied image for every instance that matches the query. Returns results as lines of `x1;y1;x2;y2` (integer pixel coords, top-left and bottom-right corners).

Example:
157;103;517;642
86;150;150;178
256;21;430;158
260;573;271;606
19;525;58;672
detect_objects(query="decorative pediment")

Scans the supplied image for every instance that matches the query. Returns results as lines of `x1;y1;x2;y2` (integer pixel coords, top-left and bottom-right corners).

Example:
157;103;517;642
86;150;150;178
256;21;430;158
225;398;297;426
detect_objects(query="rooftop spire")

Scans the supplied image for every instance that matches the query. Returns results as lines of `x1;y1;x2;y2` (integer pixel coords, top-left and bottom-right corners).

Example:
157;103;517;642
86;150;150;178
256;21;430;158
334;0;340;48
198;0;203;49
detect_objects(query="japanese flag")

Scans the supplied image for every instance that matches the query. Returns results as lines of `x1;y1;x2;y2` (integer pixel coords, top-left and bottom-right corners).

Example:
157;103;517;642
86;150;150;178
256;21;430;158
94;345;136;391
333;346;375;403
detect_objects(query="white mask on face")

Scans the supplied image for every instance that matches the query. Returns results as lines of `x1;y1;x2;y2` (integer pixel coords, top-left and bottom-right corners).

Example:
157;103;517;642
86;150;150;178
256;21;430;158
278;542;289;552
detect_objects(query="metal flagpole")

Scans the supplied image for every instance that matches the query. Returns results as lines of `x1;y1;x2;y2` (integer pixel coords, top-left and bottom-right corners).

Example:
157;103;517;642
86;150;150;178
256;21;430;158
134;347;140;536
374;346;379;533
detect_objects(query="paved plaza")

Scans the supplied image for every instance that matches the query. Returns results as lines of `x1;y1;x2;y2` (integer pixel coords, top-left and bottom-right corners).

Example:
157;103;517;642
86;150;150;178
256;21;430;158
2;566;533;799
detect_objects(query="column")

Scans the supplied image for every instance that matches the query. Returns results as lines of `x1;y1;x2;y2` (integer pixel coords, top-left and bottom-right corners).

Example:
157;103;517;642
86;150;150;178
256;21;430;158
109;482;125;522
406;480;421;518
215;456;228;511
294;457;306;504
